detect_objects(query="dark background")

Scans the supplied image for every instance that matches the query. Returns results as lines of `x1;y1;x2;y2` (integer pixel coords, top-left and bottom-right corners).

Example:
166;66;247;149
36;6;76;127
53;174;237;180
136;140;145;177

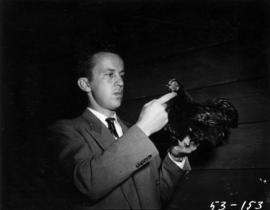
1;0;270;209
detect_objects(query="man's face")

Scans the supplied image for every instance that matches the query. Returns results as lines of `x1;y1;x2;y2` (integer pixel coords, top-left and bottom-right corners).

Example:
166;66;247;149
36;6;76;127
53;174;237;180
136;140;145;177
89;53;125;112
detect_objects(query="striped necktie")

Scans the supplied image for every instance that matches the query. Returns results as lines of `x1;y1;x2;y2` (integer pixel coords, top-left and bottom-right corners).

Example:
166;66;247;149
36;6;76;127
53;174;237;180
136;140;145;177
105;117;119;138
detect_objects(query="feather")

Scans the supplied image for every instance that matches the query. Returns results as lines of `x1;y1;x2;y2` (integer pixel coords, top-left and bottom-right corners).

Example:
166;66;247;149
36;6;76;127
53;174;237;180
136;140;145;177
165;79;239;147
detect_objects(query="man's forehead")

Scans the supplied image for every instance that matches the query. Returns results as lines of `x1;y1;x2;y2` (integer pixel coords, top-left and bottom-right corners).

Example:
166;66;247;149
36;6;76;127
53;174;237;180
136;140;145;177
94;52;123;65
93;52;124;72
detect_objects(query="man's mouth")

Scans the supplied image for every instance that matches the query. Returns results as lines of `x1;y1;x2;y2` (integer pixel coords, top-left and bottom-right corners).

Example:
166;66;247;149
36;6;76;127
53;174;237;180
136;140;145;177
114;92;123;97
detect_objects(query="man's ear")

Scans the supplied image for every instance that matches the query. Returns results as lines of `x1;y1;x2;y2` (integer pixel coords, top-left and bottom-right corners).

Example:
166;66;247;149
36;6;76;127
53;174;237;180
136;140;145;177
77;77;91;92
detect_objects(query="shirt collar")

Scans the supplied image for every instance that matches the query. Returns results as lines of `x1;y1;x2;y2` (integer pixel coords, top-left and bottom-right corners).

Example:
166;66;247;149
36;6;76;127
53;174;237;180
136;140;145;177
87;107;118;127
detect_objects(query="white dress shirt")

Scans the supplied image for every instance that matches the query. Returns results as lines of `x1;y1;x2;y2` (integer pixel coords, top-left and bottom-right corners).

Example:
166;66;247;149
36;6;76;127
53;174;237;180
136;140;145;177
87;107;123;138
87;107;186;168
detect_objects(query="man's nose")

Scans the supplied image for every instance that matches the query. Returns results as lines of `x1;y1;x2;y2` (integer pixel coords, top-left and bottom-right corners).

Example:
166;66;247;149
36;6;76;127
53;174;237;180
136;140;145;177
115;74;124;86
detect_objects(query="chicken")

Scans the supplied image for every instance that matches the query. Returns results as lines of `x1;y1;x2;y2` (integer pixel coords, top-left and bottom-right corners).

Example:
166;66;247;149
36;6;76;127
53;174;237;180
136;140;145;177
165;79;238;147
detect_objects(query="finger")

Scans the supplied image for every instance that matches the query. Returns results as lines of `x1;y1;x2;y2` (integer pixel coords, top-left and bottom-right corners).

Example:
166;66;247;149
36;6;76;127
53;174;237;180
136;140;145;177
189;145;197;152
156;92;177;104
176;142;197;152
177;140;185;147
173;146;193;154
190;141;199;148
182;136;191;146
144;99;156;107
177;136;190;146
185;145;198;153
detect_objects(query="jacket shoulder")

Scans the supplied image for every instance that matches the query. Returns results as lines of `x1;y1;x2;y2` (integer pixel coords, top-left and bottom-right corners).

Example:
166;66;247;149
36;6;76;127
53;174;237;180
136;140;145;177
48;115;89;134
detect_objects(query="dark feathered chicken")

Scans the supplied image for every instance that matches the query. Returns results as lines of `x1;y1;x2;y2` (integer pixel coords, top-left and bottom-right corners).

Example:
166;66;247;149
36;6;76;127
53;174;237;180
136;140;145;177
164;79;238;147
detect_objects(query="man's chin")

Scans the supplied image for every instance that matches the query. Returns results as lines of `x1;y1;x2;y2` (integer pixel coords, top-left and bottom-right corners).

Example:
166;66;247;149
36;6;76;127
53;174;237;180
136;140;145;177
111;101;122;110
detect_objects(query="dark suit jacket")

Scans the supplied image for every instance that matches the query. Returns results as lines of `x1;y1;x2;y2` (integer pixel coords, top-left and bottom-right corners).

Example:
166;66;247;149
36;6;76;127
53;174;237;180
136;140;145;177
49;109;190;209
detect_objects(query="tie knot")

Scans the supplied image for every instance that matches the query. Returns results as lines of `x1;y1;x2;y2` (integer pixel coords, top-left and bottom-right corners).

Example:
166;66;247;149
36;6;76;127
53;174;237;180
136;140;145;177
105;117;115;125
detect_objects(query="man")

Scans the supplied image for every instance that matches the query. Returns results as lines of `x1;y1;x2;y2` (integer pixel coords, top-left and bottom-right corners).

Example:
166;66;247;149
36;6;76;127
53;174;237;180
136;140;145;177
49;51;197;209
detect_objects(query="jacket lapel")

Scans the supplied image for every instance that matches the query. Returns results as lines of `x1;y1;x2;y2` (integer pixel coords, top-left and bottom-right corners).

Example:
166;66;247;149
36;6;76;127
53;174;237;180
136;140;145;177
81;109;115;150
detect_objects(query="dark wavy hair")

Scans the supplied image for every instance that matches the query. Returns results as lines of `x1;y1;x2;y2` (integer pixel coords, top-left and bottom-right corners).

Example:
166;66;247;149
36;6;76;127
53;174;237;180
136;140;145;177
76;48;123;81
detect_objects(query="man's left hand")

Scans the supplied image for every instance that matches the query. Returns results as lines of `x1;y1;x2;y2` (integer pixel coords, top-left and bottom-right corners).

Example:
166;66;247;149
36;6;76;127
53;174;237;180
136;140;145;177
169;136;198;161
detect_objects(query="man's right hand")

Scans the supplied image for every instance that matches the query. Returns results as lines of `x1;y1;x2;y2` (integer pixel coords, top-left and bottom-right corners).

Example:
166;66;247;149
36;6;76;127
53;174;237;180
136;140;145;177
136;92;177;136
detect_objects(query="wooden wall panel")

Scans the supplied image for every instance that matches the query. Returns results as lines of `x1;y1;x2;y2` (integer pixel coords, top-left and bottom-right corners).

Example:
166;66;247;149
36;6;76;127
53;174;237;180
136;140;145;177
124;44;267;99
152;122;269;169
190;79;270;124
190;78;268;102
119;44;270;170
120;79;269;124
191;122;270;169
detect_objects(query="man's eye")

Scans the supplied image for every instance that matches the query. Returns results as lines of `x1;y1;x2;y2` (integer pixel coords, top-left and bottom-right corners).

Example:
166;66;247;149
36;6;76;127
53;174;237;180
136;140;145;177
106;73;114;78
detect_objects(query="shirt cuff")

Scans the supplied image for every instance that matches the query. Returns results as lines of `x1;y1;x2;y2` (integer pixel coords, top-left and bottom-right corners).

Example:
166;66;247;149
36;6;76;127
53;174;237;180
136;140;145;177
168;152;187;169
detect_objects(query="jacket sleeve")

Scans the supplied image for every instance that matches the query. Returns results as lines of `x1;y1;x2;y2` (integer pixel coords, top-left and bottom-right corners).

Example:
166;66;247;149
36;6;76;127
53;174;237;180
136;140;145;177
158;154;191;204
49;121;159;201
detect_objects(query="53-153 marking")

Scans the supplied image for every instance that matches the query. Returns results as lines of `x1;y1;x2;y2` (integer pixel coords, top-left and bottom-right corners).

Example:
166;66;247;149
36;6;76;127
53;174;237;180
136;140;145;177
210;201;264;210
